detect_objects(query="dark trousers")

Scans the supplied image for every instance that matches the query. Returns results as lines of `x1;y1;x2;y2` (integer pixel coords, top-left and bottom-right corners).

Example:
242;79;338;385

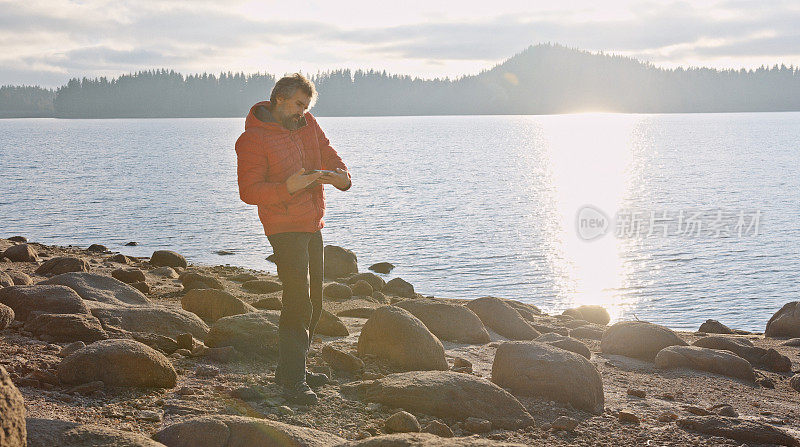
267;230;323;386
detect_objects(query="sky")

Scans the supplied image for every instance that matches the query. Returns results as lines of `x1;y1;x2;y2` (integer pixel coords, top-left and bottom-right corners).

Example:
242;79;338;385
1;0;799;88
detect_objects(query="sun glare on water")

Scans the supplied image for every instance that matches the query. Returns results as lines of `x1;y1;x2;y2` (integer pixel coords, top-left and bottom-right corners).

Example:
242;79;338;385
536;113;640;320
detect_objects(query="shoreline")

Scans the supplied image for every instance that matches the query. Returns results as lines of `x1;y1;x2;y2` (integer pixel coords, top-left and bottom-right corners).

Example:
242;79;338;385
2;236;800;446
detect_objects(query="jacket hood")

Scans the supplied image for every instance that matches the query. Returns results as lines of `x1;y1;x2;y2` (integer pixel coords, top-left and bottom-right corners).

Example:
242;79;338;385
245;100;308;132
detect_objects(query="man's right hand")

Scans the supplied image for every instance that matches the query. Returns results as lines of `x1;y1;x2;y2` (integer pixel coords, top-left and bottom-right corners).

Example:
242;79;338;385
286;168;323;194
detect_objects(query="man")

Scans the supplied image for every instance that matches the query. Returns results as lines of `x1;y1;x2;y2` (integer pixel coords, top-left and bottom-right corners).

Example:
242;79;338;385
235;73;351;404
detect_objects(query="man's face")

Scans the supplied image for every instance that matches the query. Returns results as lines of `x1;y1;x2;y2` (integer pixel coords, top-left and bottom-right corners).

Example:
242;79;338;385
274;90;311;130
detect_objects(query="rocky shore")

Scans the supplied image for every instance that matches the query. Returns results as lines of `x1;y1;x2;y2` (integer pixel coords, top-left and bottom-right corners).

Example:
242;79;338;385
2;236;800;446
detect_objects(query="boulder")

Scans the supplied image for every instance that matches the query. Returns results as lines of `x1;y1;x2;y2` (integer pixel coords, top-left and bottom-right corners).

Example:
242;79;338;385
87;244;108;252
57;339;177;388
181;289;255;323
321;344;364;373
91;306;209;340
7;236;27;243
337;307;376;319
153;415;344;447
341;371;534;429
205;311;280;356
385;411;420;433
601;321;687;361
1;366;26;447
677;416;799;446
251;295;282;310
698;319;734;334
535;333;591;359
130;281;150;295
383;277;415;298
357;306;448;371
131;332;179;355
655;345;755;381
0;303;13;329
760;348;792;372
336;433;525;446
693;336;792;372
108;253;132;264
790;374;800;392
150;250;187;269
323;245;358;279
421;421;453;438
562;305;610;325
35;257;90;275
41;272;151;307
569;325;604;340
368;262;395;274
228;273;258;282
26;418;166;447
766;302;800;338
324;282;353;300
9;272;33;286
151;266;179;279
351;280;373;296
2;244;38;262
240;279;282;294
111;268;146;284
692;335;763;364
0;271;13;287
395;299;490;344
316;309;349;336
0;284;91;320
345;272;385;292
23;313;108;343
500;299;542;319
492;341;604;414
180;272;224;291
465;297;540;340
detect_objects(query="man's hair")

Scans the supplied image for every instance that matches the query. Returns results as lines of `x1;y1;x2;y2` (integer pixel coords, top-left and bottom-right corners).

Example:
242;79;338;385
270;73;317;107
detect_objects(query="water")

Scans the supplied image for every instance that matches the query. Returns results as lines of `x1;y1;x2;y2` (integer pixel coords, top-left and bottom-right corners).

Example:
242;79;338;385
1;113;799;331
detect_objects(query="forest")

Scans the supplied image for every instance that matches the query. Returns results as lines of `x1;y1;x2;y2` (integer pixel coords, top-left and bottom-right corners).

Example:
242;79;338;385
1;44;799;118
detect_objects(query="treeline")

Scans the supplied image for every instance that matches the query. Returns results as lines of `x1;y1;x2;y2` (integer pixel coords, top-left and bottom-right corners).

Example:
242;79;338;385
2;44;800;118
0;86;56;117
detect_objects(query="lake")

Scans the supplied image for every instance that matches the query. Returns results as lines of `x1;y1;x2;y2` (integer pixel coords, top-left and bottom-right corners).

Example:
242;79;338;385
1;112;799;331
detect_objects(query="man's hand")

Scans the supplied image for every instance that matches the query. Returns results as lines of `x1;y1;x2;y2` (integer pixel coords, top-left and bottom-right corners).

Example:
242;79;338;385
317;168;351;190
286;168;323;194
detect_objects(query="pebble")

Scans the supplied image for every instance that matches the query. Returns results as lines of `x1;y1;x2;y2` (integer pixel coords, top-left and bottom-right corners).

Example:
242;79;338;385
657;412;678;422
790;374;800;392
195;365;220;378
138;410;162;422
422;420;453;438
627;388;646;398
58;341;86;358
711;404;738;417
618;410;640;424
384;411;421;433
276;405;294;415
684;405;712;416
551;416;579;431
464;417;492;433
756;376;776;388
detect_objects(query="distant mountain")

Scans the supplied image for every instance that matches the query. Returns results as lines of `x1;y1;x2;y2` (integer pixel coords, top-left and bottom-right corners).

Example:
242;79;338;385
1;44;798;118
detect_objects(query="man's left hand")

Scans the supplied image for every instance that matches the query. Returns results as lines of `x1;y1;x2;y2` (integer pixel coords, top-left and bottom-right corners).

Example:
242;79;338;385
317;168;351;190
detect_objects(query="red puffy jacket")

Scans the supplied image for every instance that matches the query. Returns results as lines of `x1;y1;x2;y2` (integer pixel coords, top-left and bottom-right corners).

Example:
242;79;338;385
235;101;350;236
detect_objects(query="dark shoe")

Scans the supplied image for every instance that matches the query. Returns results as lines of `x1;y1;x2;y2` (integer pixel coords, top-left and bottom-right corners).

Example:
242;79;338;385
305;371;330;388
282;381;318;405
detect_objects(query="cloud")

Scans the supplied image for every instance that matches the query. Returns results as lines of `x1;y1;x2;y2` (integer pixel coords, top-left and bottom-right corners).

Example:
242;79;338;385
1;0;799;87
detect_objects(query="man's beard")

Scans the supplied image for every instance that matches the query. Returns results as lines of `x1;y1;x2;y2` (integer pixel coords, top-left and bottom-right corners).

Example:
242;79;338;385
280;113;303;130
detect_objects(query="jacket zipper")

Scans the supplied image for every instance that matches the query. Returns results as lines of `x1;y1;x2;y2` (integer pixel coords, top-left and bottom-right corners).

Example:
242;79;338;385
289;130;320;222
